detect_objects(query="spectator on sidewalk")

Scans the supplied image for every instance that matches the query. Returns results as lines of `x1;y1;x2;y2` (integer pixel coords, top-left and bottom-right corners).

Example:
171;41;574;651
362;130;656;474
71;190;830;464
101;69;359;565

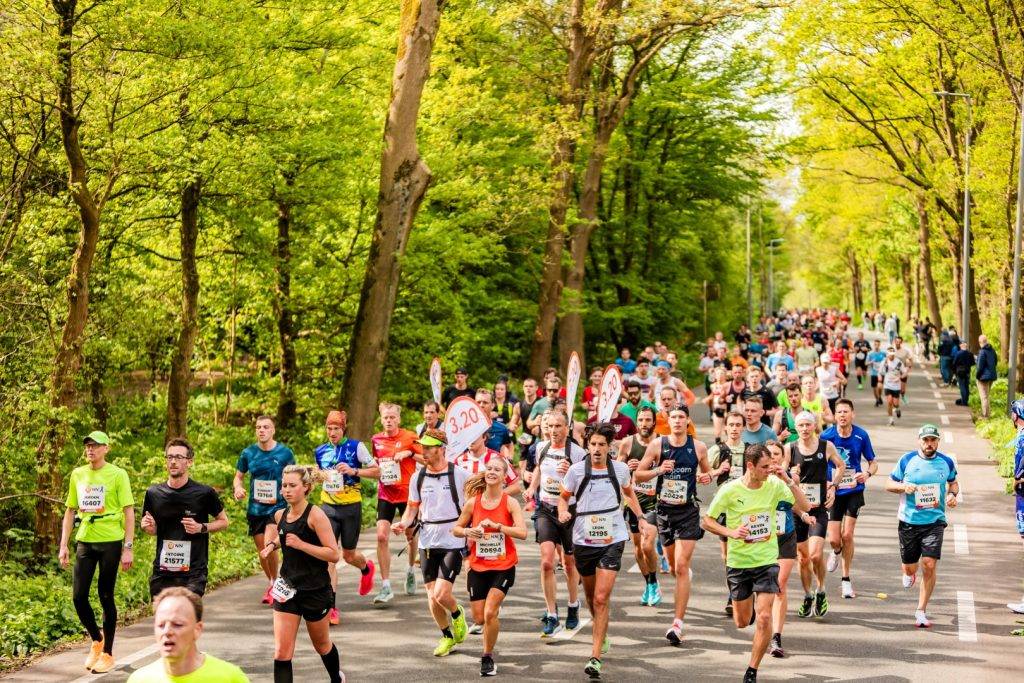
952;342;976;407
937;331;955;387
975;335;998;418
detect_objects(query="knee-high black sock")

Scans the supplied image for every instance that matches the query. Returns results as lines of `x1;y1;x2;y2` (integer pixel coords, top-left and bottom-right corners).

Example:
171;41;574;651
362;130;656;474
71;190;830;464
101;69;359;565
320;644;341;683
274;659;293;683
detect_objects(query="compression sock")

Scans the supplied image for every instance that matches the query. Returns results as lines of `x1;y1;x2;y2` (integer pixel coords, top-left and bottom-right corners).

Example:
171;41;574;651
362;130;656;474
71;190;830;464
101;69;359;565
451;607;462;620
645;572;658;585
360;564;371;575
442;627;454;639
842;576;850;582
320;644;341;683
274;659;293;683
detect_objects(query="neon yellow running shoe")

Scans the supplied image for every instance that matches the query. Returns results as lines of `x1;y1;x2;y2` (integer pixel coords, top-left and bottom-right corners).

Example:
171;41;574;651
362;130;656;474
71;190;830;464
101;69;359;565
433;636;456;657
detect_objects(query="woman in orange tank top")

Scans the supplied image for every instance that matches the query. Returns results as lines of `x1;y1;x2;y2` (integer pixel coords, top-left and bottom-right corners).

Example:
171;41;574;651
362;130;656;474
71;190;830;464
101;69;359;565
453;457;527;677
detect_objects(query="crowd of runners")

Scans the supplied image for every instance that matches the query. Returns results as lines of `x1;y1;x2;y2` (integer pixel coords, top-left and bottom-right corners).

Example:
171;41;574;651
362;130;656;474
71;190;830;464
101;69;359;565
55;307;1024;682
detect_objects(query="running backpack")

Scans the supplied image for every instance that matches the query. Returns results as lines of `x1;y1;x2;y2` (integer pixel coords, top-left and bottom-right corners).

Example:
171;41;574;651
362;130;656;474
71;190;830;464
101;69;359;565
414;463;462;523
573;456;622;511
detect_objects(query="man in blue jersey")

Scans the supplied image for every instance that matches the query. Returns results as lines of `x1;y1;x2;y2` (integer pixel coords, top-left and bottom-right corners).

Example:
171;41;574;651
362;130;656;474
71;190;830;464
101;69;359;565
821;399;877;599
885;424;960;628
1008;400;1024;614
866;340;886;407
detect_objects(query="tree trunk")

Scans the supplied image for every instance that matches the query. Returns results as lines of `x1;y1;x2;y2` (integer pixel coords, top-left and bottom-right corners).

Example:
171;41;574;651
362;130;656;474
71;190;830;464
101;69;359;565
915;261;921;319
848;249;862;314
915;196;942;329
901;258;912;322
34;0;108;557
274;185;298;429
340;0;445;440
870;262;879;311
165;179;201;442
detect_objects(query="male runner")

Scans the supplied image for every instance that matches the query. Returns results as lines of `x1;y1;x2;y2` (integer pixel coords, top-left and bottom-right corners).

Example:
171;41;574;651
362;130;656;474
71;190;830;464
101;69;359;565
636;406;712;644
820;400;877;598
415;401;443;437
702;444;811;683
527;379;562;432
59;430;135;674
709;411;748;614
867;340;886;407
740;366;778;425
474;389;515;461
852;332;871;390
619;380;658;424
453;432;522;496
142;438;229;598
441;367;475;407
1007;399;1024;614
884;424;960;627
878;347;907;426
788;412;845;618
617;406;660;605
892;337;914;404
741;397;776;445
234;415;294;604
372;402;423;604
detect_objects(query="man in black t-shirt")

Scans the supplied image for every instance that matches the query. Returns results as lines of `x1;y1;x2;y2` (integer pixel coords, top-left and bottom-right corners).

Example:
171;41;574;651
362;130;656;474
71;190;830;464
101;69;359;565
734;325;753;359
141;438;229;597
739;365;778;426
441;366;476;407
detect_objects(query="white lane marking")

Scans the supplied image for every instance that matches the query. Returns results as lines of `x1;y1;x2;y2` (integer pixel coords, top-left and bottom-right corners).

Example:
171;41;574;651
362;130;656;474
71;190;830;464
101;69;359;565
936;401;946;411
929;381;938;388
933;391;941;398
941;415;950;425
628;562;641;574
944;432;953;444
70;644;160;682
957;591;978;642
954;524;969;555
553;617;592;640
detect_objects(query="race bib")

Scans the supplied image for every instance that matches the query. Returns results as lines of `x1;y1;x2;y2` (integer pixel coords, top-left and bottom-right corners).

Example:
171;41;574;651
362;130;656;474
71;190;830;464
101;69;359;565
915;483;940;509
475;532;505;560
379;459;401;486
158;539;191;572
253;479;277;504
728;464;742;480
775;510;788;534
660;479;689;505
838;469;857;490
634;477;656;496
744;512;773;543
583;514;614;543
270;576;296;603
77;484;106;513
856;352;866;361
543;476;562;496
801;483;821;506
323;470;345;494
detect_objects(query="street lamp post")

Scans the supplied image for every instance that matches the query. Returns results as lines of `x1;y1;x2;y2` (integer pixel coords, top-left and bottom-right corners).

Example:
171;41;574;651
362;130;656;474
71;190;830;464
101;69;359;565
767;238;785;314
935;90;973;346
746;207;752;329
1008;92;1024;410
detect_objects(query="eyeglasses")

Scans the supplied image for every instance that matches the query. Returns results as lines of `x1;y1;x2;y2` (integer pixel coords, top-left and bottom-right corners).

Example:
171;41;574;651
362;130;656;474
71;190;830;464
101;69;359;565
546;388;559;393
165;454;192;461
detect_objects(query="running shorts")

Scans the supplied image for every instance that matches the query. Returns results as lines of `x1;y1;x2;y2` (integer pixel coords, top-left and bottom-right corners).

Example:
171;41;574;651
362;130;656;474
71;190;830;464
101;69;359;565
656;503;705;546
898;520;945;564
273;585;332;622
1016;494;1024;538
795;507;828;542
149;572;207;598
376;499;407;524
420;548;464;584
624;507;657;535
726;563;780;601
467;567;516;600
246;512;274;537
535;503;575;555
884;388;901;399
829;491;865;521
322;501;362;550
870;375;879;388
574;541;626;577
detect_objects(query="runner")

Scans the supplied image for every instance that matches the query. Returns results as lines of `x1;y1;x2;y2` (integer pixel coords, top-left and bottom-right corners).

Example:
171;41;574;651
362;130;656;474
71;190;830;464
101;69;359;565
867;340;886;407
314;410;378;625
704;367;731;440
635;406;712;644
560;422;655;679
788;412;845;619
765;440;801;659
234;416;295;605
442;367;475;407
893;337;914;404
58;430;135;674
523;410;586;636
851;332;871;390
371;402;423;604
794;336;820;374
1007;399;1024;614
740;365;778;425
619;380;658;424
616;405;660;605
816;359;846;416
709;411;748;615
128;588;249;682
740;397;776;445
884;424;960;627
416;401;443;437
392;429;470;657
476;389;515;461
821;399;877;599
701;443;810;683
771;382;799;444
878;346;907;426
141;438;229;598
527;378;563;432
453;429;522;496
453;457;528;676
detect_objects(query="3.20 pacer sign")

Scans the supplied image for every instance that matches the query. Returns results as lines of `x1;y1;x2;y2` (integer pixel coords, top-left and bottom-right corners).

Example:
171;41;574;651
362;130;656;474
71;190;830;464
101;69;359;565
444;396;491;460
596;364;623;423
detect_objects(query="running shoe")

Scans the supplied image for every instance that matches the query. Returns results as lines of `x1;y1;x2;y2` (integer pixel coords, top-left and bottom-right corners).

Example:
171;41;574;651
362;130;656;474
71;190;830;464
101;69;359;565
601;636;610;655
480;655;497;677
566;603;580;630
84;640;103;671
768;634;784;658
815;591;829;617
360;560;376;596
665;622;683;646
902;573;917;590
896;407;902;418
902;395;908;405
469;622;483;635
452;605;468;643
743;667;758;683
405;566;416;595
329;607;340;625
640;584;651;606
797;594;813;618
915;610;932;628
1007;600;1024;614
888;417;895;426
841;579;856;599
91;653;115;674
541;614;562;637
649;583;663;606
584;657;602;679
827;549;840;573
725;597;733;616
659;555;670;574
262;584;274;605
433;636;456;657
373;584;394;605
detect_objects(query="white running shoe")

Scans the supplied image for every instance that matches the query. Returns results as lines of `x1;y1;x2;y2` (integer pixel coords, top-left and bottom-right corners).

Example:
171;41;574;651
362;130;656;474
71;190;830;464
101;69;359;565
841;579;855;599
1007;600;1024;614
902;573;916;590
915;610;931;628
827;550;840;573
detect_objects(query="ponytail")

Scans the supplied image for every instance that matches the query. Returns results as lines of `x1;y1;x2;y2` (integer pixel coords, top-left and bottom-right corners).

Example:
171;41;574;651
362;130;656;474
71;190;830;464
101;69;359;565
283;464;325;494
464;472;487;499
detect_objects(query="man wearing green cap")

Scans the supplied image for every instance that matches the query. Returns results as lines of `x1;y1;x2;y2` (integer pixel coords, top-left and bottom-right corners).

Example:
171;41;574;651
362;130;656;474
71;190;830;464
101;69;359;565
58;430;136;674
885;424;960;628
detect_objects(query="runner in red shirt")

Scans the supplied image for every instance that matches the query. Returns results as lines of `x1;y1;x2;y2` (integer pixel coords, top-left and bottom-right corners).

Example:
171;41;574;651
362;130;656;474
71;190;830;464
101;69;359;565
453;435;522;496
372;402;423;605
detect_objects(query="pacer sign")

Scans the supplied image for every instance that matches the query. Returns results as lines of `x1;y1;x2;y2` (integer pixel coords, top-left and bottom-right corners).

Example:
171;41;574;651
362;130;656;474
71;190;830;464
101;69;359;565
430;357;443;406
596;364;623;423
444;396;491;460
565;351;581;419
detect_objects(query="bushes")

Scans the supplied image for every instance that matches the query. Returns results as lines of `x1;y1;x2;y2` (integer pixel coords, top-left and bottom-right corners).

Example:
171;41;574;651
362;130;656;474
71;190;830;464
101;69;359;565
970;378;1019;494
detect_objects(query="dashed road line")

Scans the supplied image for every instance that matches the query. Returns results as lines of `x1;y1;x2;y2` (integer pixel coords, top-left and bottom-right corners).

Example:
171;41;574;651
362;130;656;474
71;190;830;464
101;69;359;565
941;415;950;425
70;644;159;682
956;591;978;642
944;432;953;443
953;524;969;555
936;401;946;411
932;391;941;398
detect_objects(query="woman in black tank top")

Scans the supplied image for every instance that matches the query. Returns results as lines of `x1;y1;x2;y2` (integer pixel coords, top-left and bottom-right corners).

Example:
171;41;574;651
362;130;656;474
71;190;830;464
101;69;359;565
261;465;344;683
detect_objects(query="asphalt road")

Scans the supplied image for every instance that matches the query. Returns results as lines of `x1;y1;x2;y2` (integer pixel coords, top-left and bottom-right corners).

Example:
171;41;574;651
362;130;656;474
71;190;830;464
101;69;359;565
8;355;1024;682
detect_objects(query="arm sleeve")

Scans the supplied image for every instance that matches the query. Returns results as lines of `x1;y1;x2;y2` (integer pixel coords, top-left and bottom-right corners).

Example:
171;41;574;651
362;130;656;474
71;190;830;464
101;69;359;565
357;442;376;466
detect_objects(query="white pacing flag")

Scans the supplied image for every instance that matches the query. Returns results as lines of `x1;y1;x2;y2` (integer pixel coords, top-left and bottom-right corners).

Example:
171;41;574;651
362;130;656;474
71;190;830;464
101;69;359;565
444;396;491;460
596;364;623;423
565;351;582;419
430;357;442;405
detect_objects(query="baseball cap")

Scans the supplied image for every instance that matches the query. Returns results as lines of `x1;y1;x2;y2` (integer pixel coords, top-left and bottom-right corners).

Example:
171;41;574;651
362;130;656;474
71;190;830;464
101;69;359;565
918;424;940;439
417;428;447;447
82;430;110;445
455;367;469;375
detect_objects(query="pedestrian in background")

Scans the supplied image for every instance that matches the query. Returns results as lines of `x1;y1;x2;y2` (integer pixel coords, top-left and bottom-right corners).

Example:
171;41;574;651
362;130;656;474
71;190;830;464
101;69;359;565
937;332;954;387
975;335;998;418
952;343;976;407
